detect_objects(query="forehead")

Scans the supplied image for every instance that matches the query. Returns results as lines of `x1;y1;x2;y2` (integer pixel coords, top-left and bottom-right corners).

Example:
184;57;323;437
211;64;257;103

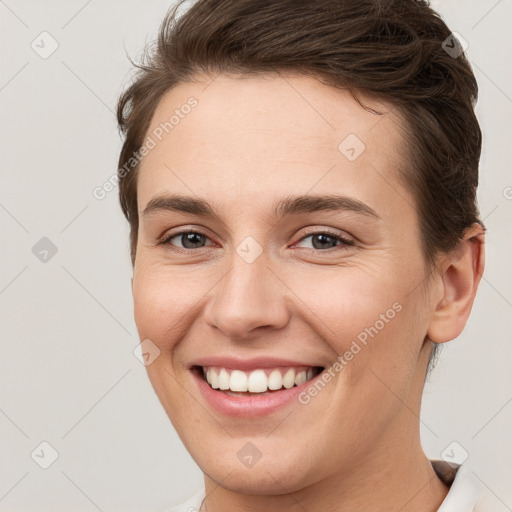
137;73;411;220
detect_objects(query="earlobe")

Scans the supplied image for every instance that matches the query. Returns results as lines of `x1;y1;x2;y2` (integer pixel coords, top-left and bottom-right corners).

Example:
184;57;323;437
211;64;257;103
427;223;485;344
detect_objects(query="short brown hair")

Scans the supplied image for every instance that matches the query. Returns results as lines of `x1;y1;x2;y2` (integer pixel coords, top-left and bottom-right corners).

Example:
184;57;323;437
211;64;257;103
117;0;484;369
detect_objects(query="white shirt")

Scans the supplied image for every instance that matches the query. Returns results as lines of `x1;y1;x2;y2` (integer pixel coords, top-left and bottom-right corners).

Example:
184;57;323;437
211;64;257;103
165;460;483;512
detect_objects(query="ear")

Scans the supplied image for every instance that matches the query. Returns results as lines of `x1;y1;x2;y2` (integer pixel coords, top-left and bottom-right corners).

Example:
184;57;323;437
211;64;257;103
427;223;485;344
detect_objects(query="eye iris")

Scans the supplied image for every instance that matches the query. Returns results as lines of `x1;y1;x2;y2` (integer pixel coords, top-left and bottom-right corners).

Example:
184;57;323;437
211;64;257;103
182;232;205;249
312;233;337;250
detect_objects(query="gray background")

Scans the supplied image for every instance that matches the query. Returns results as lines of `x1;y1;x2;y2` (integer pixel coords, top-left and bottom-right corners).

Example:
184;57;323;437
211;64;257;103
0;0;511;510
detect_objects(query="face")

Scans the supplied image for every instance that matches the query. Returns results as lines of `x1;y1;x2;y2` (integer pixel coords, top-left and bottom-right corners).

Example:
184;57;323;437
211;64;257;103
132;73;436;494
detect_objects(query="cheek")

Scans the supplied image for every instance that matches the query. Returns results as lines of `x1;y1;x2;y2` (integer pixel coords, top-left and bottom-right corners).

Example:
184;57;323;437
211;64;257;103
132;265;198;349
292;269;403;342
290;268;423;387
132;268;196;419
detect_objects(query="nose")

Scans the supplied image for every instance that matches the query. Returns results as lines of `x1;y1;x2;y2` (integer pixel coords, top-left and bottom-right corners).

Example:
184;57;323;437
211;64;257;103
203;252;290;340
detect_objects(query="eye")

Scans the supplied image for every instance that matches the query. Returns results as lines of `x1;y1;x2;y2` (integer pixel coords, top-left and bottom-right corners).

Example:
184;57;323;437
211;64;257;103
158;228;354;253
159;230;214;250
294;230;355;251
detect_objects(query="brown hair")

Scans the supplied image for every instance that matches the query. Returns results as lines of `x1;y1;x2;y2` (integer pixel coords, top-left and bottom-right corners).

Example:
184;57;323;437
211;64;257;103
117;0;484;371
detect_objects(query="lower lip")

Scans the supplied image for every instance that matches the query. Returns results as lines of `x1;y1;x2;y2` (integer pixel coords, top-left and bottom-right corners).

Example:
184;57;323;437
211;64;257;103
191;368;321;418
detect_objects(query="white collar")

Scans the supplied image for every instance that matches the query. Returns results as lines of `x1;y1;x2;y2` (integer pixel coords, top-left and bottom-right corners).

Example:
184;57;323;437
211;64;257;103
432;460;482;511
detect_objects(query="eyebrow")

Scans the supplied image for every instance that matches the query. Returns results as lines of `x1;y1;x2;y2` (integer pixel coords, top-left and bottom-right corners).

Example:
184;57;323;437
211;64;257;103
142;193;380;221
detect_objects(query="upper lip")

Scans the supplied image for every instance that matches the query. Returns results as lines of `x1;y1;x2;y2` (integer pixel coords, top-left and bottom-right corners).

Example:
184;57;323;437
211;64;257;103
189;356;324;371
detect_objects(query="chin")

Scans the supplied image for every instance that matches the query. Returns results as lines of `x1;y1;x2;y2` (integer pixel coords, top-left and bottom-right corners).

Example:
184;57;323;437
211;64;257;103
206;461;311;496
191;438;324;496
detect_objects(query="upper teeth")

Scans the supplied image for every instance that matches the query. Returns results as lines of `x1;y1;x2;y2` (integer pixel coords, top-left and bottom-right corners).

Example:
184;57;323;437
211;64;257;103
203;367;316;393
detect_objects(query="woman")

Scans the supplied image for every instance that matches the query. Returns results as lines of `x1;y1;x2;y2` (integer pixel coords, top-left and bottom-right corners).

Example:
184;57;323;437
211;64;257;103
116;0;486;510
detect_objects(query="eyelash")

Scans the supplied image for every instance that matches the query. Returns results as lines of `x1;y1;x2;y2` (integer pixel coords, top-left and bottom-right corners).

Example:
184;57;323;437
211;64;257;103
158;229;355;253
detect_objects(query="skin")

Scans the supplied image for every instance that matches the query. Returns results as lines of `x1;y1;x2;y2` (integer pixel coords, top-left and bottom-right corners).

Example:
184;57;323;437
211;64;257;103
131;73;485;511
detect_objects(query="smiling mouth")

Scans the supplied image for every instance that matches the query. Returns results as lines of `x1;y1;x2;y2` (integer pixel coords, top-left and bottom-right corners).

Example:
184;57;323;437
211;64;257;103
192;365;324;396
